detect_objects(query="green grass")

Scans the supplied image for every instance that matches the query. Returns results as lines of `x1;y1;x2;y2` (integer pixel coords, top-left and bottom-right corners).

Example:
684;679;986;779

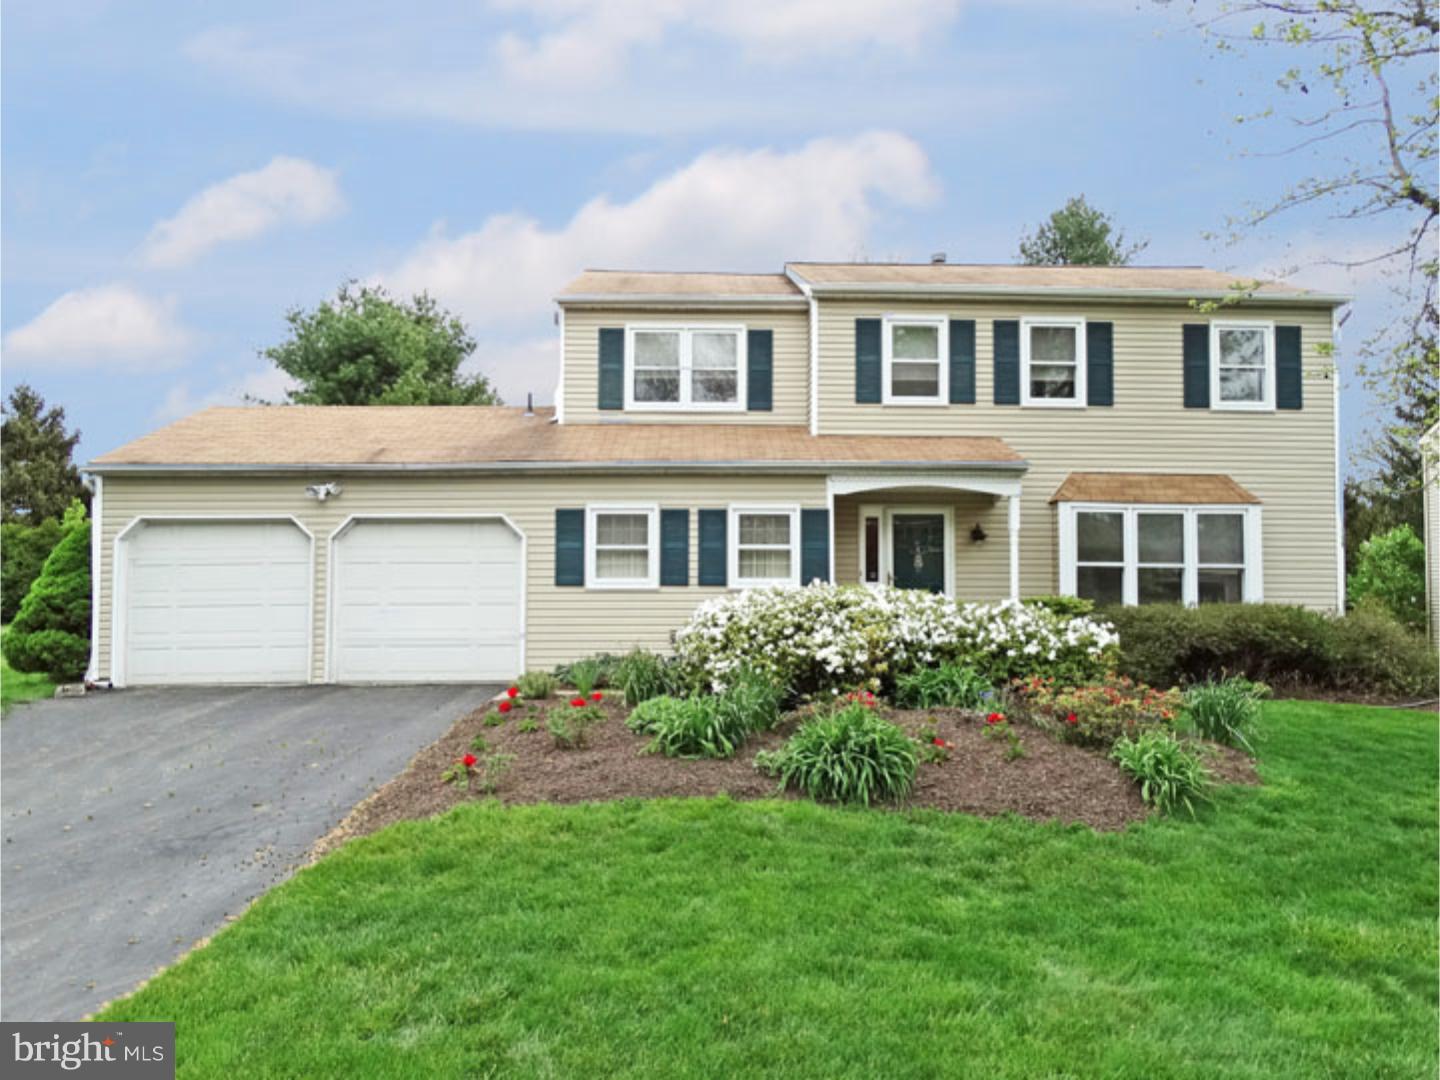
0;625;54;712
100;701;1437;1078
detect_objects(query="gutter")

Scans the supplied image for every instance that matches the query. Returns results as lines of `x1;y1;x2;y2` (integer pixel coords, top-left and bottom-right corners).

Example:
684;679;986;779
796;282;1351;305
783;266;821;436
555;294;807;307
87;458;1031;476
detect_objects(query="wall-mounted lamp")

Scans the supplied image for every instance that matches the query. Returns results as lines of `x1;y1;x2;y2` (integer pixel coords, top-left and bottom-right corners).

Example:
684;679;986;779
969;522;987;544
305;481;344;502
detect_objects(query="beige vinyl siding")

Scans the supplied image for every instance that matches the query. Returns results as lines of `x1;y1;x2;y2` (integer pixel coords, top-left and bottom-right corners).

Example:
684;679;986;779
97;473;827;682
561;306;809;425
834;491;1011;601
816;299;1340;608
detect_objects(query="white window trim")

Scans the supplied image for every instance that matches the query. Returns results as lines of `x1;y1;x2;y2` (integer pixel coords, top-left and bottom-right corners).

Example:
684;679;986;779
1057;502;1263;605
1209;319;1276;412
881;315;948;406
623;323;747;413
1020;315;1087;408
859;503;956;598
728;504;801;588
585;504;659;590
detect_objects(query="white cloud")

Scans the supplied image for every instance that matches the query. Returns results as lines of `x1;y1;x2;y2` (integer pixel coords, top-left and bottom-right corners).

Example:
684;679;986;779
154;366;297;423
140;156;344;268
4;284;190;371
382;132;939;331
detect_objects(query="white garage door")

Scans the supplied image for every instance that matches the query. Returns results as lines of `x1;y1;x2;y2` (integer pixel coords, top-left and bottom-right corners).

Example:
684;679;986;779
122;520;312;685
331;519;522;682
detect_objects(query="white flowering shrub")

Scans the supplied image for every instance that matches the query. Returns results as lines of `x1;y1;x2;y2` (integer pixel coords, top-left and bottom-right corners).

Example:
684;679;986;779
673;584;1119;697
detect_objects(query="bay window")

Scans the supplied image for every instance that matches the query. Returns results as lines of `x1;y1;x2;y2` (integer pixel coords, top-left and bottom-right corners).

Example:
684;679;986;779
625;325;745;410
1060;504;1262;606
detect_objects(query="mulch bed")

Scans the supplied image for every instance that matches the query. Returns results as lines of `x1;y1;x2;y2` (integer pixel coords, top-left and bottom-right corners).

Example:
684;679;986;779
313;693;1261;858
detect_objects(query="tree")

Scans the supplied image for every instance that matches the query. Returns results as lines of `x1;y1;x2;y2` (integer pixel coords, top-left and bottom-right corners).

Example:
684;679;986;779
1347;523;1426;630
3;511;91;681
261;283;500;406
1017;195;1148;266
1;384;87;523
1;518;64;622
1174;1;1438;496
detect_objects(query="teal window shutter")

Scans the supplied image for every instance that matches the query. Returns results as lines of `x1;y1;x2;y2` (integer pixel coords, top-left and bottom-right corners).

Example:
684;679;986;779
1086;322;1114;406
855;318;882;403
1276;326;1303;410
660;509;689;586
1182;325;1210;409
555;509;584;586
949;320;976;404
993;320;1020;405
801;509;830;584
698;510;727;586
747;329;773;411
598;328;624;410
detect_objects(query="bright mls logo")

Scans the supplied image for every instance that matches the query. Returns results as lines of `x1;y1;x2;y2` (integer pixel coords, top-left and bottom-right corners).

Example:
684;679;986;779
1;1023;174;1078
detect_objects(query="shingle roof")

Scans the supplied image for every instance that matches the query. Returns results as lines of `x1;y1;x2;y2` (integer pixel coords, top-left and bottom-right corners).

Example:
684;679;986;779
89;407;1024;470
786;262;1325;298
558;270;802;300
1050;472;1261;505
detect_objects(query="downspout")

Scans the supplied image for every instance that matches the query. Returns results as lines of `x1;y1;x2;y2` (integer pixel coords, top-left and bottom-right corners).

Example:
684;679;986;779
84;473;106;686
784;266;819;436
1333;306;1346;612
554;306;566;424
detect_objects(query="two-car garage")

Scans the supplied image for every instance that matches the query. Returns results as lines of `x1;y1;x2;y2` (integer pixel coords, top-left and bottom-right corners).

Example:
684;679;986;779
114;517;523;686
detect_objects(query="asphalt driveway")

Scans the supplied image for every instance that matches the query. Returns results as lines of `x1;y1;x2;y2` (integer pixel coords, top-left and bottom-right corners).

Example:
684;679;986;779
1;684;498;1021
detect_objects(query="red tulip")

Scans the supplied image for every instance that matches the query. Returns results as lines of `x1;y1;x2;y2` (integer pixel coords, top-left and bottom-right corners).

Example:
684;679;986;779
570;697;586;707
462;753;477;767
1066;712;1078;725
498;700;513;713
933;737;944;746
986;712;1004;725
506;687;519;698
590;691;603;702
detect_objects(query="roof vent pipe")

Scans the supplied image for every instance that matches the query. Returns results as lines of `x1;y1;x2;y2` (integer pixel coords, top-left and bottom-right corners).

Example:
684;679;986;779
930;252;946;264
523;392;535;417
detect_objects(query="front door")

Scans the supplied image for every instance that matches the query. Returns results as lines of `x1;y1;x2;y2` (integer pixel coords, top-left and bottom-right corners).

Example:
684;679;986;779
891;513;947;593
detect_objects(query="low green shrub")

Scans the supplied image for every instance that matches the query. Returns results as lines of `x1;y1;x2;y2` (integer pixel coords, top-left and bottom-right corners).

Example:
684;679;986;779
1012;673;1180;749
1347;524;1426;632
893;662;994;710
614;648;676;707
1183;677;1266;753
629;668;783;759
3;519;90;681
755;703;917;805
711;666;784;734
554;653;624;691
1;518;64;623
1104;602;1436;698
565;658;604;697
516;670;557;699
1111;732;1212;817
1023;594;1096;619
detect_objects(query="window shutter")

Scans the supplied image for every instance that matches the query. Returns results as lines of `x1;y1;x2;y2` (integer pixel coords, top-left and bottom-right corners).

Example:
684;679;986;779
949;319;976;404
698;509;727;586
1086;321;1114;406
855;318;882;404
660;509;689;586
747;329;773;411
993;320;1020;405
1182;324;1210;409
1276;325;1303;410
800;509;830;584
555;509;584;586
598;328;624;411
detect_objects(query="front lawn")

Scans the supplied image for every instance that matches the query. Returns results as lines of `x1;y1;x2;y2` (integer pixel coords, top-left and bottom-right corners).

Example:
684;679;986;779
0;625;54;712
100;700;1437;1078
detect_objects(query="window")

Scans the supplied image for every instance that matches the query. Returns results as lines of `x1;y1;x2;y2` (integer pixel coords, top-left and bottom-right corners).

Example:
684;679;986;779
1060;504;1262;606
625;326;745;410
729;505;800;587
1210;321;1274;410
1021;316;1086;407
586;505;658;589
882;317;947;404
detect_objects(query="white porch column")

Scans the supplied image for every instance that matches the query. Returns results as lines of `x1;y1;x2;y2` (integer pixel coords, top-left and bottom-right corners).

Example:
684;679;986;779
1008;494;1021;600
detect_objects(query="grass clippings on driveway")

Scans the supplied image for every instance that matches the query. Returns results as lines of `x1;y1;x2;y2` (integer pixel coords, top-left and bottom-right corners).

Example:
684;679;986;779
316;695;1256;855
98;700;1436;1078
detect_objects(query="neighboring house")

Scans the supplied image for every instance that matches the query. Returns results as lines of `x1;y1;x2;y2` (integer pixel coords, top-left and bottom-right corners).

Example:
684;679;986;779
1424;422;1440;649
85;262;1348;686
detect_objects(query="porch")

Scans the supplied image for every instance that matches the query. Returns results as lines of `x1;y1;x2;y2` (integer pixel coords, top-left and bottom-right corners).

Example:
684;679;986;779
827;471;1024;602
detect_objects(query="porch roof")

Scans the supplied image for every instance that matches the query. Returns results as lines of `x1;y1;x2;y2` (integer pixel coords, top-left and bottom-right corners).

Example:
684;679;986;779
1050;472;1261;505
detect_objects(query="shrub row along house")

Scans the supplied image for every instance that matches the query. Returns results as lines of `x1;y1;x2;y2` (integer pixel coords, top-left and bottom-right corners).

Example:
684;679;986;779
85;262;1346;686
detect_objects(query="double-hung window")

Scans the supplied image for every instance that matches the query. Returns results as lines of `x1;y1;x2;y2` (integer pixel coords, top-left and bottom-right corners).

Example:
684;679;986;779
1210;321;1275;410
586;505;658;589
728;505;800;587
1061;504;1261;606
1021;316;1086;406
882;317;947;404
625;325;745;410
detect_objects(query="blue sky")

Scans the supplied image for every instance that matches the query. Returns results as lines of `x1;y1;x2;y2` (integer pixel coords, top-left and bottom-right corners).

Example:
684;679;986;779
2;0;1413;468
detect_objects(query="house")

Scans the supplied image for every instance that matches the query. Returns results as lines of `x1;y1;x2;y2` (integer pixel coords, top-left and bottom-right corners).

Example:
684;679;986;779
85;262;1348;686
